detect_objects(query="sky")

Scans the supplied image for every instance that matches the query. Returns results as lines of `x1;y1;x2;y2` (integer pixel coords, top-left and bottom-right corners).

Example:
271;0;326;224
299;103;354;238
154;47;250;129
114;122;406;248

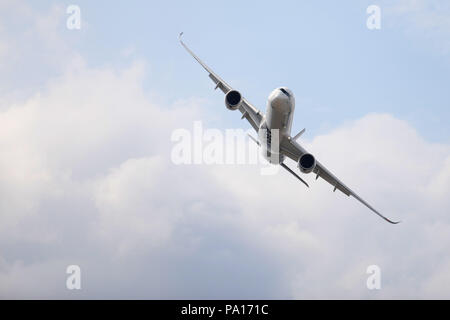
0;0;449;299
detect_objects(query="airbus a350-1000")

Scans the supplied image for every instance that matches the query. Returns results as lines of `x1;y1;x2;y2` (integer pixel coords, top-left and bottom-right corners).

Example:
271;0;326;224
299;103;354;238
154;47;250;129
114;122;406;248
180;33;399;224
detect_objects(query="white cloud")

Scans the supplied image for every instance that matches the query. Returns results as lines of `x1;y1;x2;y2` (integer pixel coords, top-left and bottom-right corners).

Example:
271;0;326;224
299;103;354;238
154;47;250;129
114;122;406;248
0;0;86;106
384;0;450;55
1;66;450;298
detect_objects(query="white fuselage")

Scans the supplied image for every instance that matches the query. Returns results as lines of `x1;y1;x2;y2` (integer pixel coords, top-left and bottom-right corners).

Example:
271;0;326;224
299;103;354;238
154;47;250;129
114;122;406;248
259;87;295;163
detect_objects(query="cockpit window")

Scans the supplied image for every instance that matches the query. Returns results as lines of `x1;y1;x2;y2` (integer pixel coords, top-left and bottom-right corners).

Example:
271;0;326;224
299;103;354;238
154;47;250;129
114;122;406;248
280;88;290;97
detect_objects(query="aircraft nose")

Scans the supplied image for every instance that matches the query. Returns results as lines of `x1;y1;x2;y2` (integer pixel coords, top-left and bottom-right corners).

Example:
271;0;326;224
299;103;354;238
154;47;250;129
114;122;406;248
270;90;290;110
270;89;288;100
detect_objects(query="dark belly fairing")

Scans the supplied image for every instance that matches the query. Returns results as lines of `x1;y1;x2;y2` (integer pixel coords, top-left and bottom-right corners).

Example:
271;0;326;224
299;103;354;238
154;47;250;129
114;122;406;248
259;87;295;163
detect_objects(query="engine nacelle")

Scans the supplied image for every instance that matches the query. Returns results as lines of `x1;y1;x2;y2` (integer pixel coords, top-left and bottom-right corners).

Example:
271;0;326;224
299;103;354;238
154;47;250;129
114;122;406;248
225;90;242;110
298;153;316;174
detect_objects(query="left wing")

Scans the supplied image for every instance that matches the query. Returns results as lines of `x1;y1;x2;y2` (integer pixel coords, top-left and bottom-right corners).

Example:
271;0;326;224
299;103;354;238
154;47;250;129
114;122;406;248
179;33;263;132
280;137;400;224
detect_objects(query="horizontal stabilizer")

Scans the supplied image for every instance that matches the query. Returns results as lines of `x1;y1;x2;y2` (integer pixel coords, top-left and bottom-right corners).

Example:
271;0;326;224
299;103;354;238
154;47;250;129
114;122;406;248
292;128;306;141
247;134;260;146
280;162;309;188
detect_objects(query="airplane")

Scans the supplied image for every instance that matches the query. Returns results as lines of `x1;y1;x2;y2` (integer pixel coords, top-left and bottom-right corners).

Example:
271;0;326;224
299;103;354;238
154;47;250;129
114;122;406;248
179;33;399;224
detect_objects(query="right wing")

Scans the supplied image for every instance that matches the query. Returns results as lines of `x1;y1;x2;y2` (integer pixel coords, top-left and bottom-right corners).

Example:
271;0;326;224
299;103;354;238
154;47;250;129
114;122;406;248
280;137;400;224
179;33;263;132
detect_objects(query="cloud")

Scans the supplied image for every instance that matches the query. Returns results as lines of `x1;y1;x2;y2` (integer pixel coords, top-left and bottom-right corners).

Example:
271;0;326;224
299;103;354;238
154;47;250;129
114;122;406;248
383;0;450;55
0;0;89;108
2;65;450;298
1;0;450;299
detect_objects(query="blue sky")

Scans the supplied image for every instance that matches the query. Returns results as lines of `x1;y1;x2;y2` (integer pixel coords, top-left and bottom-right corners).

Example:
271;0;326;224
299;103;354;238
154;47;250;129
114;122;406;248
27;0;450;142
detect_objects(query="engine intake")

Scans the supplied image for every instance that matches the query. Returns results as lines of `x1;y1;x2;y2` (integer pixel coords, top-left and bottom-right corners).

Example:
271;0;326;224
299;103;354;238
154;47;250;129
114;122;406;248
225;90;242;110
298;153;316;174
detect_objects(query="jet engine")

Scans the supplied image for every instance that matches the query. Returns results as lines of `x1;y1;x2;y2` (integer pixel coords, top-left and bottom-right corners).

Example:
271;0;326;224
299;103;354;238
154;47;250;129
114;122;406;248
225;90;242;110
298;153;316;174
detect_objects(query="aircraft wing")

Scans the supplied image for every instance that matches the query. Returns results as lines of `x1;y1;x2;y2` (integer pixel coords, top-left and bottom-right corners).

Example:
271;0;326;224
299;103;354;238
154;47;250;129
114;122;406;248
179;33;263;132
280;138;400;224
